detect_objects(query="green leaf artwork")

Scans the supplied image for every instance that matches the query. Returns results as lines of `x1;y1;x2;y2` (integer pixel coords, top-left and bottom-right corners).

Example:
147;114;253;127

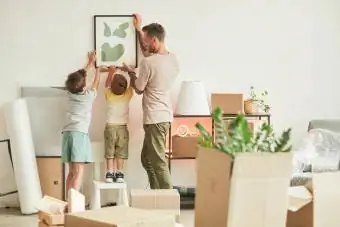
102;22;129;38
100;21;130;62
112;22;129;38
101;43;125;62
103;22;111;37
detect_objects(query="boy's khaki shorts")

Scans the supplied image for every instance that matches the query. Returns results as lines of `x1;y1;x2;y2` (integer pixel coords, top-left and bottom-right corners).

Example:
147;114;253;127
104;124;129;159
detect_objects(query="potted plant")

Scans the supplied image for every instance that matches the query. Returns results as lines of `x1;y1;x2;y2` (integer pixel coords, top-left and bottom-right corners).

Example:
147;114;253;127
244;86;270;114
194;107;293;227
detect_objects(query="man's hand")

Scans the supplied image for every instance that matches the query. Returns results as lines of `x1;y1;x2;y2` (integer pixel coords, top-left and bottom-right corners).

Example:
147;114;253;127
133;13;142;31
96;65;108;72
120;63;135;73
108;65;116;74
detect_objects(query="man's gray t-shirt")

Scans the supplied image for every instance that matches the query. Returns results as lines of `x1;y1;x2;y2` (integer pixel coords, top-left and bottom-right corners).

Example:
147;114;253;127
62;88;97;134
135;53;179;124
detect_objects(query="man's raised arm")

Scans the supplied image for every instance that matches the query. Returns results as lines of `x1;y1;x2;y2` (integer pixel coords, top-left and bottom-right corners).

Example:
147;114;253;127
133;14;150;57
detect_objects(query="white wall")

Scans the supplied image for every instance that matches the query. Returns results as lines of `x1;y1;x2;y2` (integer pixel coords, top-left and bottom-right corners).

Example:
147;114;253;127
1;0;340;206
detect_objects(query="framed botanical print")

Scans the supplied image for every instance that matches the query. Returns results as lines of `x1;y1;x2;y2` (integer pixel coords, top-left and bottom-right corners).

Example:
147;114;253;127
93;15;138;68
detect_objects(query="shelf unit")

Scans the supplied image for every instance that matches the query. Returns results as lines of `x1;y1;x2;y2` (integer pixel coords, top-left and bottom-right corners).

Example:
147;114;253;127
167;113;271;171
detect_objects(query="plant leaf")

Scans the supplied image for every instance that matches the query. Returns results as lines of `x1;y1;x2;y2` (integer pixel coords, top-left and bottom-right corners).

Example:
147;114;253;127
104;22;111;37
112;29;127;38
119;22;129;30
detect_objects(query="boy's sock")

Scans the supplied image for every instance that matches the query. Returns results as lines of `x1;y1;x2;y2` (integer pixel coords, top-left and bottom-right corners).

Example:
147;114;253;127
116;171;125;183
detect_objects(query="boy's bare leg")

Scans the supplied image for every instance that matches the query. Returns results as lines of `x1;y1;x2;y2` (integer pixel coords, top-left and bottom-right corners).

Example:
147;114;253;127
106;158;115;172
64;163;84;213
69;163;85;191
116;158;124;172
105;158;116;183
65;162;84;213
66;163;73;193
116;158;125;183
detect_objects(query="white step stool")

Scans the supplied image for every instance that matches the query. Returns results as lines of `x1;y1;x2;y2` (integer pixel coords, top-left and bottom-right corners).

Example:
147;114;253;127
90;181;129;210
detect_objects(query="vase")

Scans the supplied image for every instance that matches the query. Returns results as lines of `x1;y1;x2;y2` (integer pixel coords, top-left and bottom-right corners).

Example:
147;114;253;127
244;99;259;114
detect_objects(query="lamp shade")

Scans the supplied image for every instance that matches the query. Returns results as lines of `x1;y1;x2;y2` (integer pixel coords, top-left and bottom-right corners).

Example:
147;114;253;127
175;81;210;115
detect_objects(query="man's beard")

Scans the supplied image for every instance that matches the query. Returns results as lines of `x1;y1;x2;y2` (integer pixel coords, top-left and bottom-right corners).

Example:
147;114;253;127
149;45;159;54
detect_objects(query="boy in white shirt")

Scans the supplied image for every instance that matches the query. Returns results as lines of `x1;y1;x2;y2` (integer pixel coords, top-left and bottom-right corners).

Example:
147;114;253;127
104;66;133;183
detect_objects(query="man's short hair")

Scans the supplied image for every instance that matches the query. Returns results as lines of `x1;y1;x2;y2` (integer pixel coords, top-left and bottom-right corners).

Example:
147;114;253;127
111;74;128;95
65;69;87;94
142;23;166;42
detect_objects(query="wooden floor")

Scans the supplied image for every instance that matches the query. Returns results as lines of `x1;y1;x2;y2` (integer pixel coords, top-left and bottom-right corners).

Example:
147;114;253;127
0;208;194;227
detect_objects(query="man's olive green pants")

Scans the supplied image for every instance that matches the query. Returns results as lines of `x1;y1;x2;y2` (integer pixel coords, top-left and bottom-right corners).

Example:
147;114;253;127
141;122;172;189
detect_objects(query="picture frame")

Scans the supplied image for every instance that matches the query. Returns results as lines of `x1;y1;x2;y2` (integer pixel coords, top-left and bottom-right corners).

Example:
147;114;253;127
93;15;138;68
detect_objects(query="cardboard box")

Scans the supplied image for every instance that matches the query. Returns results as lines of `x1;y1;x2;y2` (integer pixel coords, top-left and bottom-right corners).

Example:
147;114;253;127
130;189;180;210
130;189;180;221
171;135;198;158
287;172;340;227
37;196;67;225
38;221;64;227
38;211;65;226
65;206;175;227
195;148;293;227
211;93;243;114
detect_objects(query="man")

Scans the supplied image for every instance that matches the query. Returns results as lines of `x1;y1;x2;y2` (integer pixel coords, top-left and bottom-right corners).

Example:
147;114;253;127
121;14;179;189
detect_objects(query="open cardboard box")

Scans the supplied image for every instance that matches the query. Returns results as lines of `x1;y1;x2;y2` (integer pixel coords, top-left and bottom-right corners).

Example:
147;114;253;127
37;190;85;226
287;172;340;227
37;196;67;225
195;147;293;227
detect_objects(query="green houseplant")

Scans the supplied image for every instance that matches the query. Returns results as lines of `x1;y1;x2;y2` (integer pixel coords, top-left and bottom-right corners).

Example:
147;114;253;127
195;106;291;155
244;86;270;114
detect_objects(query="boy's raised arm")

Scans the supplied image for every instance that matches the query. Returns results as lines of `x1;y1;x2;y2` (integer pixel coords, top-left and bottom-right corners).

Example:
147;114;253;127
84;51;96;71
105;66;116;88
91;67;101;90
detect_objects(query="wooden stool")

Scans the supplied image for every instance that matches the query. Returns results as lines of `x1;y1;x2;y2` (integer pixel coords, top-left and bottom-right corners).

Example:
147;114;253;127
90;180;129;210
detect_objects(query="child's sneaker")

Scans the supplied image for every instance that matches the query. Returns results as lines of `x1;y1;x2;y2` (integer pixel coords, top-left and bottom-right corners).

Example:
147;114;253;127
116;171;125;183
105;172;115;183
